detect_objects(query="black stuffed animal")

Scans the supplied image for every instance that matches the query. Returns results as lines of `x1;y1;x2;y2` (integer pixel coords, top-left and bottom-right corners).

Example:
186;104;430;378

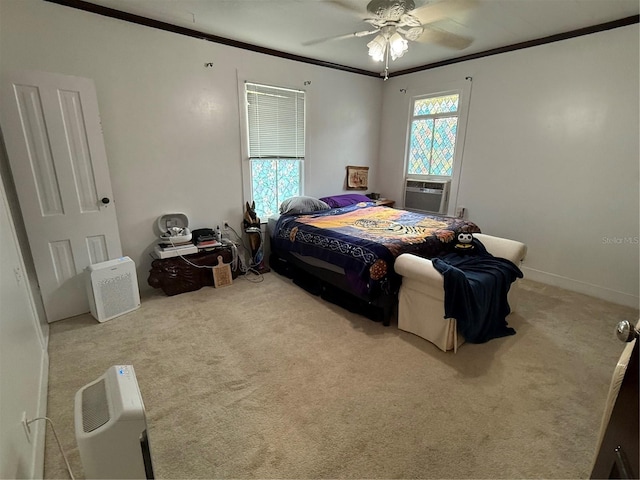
453;232;476;255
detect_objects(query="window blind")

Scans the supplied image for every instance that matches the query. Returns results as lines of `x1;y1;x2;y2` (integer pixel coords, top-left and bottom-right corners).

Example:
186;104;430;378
246;83;305;159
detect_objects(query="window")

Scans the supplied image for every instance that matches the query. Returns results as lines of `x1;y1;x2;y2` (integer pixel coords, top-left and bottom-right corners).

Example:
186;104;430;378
245;82;305;219
407;93;460;177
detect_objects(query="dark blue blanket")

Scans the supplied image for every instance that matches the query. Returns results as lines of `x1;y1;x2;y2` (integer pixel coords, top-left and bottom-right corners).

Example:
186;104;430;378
432;240;523;344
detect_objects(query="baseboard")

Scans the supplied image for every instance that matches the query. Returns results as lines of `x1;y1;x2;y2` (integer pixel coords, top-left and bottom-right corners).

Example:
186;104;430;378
521;266;639;309
31;352;49;479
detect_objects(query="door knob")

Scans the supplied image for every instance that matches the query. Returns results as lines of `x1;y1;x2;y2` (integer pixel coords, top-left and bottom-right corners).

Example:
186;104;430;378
101;197;110;205
616;320;639;343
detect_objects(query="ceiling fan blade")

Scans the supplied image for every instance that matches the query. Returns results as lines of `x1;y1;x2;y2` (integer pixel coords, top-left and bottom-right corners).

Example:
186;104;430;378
415;26;473;49
354;29;380;38
411;0;478;25
302;29;379;46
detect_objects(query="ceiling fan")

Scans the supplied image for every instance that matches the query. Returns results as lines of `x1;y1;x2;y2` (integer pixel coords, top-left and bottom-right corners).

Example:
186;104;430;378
306;0;476;78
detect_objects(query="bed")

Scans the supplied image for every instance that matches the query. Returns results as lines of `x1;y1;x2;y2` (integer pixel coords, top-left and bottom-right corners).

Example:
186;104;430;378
268;194;481;325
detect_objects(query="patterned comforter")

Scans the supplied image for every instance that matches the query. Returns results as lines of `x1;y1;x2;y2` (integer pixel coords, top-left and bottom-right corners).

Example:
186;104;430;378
271;202;481;296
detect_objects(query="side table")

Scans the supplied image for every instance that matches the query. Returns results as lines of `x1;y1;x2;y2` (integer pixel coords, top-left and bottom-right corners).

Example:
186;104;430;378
148;247;240;296
375;198;395;207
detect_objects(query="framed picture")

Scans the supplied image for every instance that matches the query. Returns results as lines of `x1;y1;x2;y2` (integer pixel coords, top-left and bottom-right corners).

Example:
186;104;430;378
346;165;369;190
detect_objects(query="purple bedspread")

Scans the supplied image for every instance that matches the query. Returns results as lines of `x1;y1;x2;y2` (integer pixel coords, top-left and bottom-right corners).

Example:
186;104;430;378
271;202;481;296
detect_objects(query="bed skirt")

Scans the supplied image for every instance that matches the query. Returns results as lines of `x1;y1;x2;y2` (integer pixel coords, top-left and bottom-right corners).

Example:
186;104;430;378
269;249;397;325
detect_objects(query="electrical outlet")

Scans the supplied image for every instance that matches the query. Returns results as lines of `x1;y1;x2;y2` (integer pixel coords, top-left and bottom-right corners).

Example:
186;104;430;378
22;412;31;442
223;221;229;230
456;206;466;218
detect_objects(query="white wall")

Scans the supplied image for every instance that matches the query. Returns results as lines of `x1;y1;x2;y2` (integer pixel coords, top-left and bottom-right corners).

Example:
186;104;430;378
379;25;640;308
0;166;48;479
0;0;382;294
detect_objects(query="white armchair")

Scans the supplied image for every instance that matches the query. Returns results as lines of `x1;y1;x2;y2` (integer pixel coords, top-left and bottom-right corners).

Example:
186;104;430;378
394;233;527;352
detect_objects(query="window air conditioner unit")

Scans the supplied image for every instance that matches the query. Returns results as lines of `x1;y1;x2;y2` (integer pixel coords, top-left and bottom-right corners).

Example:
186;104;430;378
404;179;451;214
85;256;140;322
74;365;155;479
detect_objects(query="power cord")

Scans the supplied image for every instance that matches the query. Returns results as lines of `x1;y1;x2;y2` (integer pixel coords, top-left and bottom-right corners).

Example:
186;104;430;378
224;225;265;282
165;235;222;269
26;417;75;479
154;229;264;283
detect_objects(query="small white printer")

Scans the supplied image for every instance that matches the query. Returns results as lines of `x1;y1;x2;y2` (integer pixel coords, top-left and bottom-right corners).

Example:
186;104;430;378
157;212;192;243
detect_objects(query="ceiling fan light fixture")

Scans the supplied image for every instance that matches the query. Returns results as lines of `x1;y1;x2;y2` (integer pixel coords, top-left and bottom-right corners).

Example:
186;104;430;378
388;31;408;60
367;34;387;62
367;29;409;63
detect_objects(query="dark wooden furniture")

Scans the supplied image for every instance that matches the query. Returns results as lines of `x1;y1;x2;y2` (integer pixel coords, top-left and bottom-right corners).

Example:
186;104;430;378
375;198;395;207
148;247;240;296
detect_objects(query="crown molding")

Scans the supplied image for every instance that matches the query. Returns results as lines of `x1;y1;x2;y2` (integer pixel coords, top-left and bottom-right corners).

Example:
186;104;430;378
44;0;380;78
44;1;638;80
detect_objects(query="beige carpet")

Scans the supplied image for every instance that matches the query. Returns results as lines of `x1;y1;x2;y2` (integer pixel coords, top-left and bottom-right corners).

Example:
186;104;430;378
44;272;638;479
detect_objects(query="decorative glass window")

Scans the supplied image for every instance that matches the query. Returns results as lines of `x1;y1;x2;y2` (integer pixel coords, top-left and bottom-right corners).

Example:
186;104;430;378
245;82;305;219
407;93;459;177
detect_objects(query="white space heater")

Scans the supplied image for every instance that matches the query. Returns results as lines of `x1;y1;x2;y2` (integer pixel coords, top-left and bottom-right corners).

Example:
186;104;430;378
74;365;155;479
86;256;140;322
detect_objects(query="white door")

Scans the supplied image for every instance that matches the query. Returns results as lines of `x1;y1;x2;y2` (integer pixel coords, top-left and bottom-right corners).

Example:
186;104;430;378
1;70;123;322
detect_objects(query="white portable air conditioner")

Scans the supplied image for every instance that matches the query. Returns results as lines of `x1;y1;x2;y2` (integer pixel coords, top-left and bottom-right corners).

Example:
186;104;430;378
74;365;155;479
86;256;140;322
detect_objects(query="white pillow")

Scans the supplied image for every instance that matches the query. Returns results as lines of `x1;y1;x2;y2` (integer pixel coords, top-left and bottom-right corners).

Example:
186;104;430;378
279;196;330;215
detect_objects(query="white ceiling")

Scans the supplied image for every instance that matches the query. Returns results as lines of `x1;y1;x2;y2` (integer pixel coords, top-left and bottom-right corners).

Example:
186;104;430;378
82;0;639;76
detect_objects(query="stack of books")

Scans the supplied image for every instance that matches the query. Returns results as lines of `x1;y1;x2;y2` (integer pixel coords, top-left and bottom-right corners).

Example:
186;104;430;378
154;240;198;259
196;238;222;250
193;231;222;250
